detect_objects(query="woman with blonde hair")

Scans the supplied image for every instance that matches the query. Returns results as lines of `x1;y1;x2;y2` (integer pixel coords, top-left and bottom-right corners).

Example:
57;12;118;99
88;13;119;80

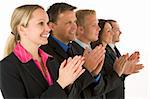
0;4;85;98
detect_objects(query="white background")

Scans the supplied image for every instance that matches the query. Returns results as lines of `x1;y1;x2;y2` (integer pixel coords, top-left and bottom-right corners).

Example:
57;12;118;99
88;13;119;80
0;0;150;99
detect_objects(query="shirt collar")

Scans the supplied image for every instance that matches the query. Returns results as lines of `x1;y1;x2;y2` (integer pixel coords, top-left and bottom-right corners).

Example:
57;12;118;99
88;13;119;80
108;43;116;53
75;39;92;50
108;43;115;49
13;43;51;63
50;35;69;52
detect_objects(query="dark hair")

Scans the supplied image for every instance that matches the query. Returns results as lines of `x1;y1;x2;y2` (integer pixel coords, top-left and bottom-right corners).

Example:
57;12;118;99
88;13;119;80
91;19;108;49
47;2;76;23
107;19;117;27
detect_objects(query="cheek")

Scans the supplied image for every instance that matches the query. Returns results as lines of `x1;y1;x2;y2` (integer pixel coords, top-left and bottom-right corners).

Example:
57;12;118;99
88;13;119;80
90;28;96;35
104;33;111;41
87;30;94;37
60;26;69;33
28;29;41;39
29;33;37;39
109;34;113;40
104;32;109;38
26;34;37;42
117;32;120;37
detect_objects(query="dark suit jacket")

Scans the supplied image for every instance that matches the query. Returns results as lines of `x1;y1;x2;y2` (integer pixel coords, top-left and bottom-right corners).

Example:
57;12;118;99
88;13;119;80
71;41;125;99
0;52;67;99
41;36;111;99
102;45;126;99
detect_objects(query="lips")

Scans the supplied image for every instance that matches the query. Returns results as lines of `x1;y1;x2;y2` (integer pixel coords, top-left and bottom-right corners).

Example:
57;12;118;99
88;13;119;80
95;33;99;36
70;32;75;35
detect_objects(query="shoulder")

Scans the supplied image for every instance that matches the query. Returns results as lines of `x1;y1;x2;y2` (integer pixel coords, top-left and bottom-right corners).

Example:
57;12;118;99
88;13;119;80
0;53;20;73
1;53;18;64
71;41;84;54
40;37;59;55
71;41;80;48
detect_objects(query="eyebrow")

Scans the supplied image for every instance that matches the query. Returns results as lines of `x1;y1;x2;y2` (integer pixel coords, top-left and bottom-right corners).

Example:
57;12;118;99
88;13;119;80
37;19;49;22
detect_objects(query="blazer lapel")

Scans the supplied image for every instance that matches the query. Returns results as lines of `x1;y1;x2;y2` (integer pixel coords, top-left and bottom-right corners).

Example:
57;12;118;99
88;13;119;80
114;46;121;57
71;41;85;55
48;36;69;59
54;46;68;59
106;45;117;61
22;60;49;88
46;58;59;82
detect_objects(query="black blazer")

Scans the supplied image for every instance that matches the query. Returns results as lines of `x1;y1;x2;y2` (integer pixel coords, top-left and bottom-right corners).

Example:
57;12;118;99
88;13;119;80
41;36;110;99
102;45;126;99
0;52;67;99
71;41;125;98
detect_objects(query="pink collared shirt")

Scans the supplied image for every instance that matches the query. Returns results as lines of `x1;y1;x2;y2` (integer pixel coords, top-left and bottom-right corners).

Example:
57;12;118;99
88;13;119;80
13;43;53;86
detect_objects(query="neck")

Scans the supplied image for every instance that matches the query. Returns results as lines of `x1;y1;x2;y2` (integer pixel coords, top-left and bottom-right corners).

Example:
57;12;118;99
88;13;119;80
111;41;115;44
102;41;107;48
77;35;91;45
20;41;40;60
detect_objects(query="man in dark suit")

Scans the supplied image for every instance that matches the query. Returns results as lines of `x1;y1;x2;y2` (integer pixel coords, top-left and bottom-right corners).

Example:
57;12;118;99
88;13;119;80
102;19;144;99
41;3;107;99
103;44;125;99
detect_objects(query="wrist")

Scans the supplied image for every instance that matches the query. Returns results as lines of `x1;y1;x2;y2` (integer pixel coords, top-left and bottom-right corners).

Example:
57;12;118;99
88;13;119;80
57;79;66;89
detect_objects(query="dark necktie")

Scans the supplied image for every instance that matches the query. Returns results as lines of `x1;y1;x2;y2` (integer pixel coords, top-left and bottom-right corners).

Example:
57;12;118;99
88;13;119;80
67;43;74;57
114;46;121;58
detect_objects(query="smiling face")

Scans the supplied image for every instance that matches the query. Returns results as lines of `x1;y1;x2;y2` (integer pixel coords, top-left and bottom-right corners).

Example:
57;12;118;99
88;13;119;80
20;8;50;46
51;10;77;44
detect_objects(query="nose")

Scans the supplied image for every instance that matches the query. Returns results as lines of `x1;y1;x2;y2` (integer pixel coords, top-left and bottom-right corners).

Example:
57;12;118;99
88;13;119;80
45;24;51;33
72;22;77;31
97;25;101;32
111;30;115;35
119;30;122;34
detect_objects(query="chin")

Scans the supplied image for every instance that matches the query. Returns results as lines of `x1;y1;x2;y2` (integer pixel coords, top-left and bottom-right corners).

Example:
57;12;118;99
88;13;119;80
94;37;98;41
69;37;75;41
94;39;98;42
41;41;48;45
116;39;120;42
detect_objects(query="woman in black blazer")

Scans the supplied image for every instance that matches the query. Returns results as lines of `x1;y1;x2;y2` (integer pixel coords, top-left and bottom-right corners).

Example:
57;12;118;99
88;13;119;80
0;5;85;99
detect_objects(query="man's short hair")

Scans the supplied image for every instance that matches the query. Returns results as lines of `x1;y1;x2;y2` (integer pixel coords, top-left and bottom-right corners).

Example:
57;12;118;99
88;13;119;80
47;2;76;23
76;9;96;26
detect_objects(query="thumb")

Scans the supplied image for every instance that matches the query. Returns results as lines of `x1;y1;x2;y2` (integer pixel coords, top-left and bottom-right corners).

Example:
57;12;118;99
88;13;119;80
67;57;72;63
83;47;90;56
115;57;118;62
125;53;129;60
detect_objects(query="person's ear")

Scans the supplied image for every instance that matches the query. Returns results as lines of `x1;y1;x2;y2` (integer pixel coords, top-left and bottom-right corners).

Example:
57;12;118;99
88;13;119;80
78;26;84;34
17;25;27;37
48;22;56;32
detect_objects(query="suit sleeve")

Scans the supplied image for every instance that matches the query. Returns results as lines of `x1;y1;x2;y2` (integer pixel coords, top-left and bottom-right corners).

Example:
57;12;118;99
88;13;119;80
92;71;122;96
68;70;95;97
91;53;123;96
